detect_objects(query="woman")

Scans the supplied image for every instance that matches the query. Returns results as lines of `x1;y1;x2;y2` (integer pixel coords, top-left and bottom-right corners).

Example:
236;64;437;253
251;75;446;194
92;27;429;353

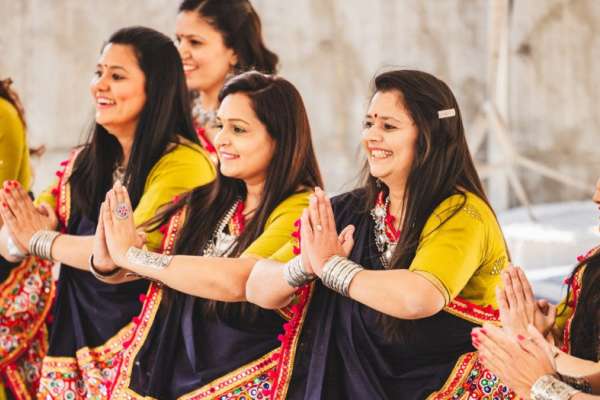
92;71;322;399
0;78;35;400
475;324;599;398
0;27;215;398
175;0;278;157
247;69;511;399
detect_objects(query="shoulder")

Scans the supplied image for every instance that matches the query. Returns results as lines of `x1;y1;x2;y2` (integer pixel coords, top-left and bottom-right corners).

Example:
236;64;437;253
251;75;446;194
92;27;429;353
150;141;215;177
0;98;24;136
330;188;367;211
432;192;495;224
268;191;311;221
0;98;19;120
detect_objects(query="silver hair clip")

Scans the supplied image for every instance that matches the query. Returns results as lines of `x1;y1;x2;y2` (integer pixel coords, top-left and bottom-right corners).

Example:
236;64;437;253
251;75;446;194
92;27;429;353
438;108;456;119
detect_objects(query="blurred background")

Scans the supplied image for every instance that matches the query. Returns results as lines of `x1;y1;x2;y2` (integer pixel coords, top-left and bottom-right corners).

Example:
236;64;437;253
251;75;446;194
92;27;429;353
2;0;599;300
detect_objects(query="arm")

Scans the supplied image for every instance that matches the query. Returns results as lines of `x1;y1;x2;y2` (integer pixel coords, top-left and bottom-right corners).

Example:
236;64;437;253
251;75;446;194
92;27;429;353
302;189;481;319
0;103;26;186
102;184;308;301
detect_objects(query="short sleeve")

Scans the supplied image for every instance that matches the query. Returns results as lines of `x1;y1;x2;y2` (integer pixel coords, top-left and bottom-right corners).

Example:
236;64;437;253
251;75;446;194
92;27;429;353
34;179;59;210
269;240;296;263
0;99;29;188
242;192;309;261
134;144;215;251
409;201;485;304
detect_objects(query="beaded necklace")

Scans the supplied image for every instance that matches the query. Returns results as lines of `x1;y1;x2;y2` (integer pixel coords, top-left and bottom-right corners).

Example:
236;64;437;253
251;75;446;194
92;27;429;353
370;191;401;268
203;200;246;257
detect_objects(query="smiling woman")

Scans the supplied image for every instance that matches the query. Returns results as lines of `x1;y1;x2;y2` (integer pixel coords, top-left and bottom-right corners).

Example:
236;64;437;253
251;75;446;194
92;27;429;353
0;26;215;399
91;71;323;399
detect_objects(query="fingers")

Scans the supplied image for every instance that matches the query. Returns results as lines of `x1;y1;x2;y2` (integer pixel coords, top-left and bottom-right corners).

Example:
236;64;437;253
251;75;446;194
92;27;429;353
501;268;519;310
473;324;515;363
537;299;549;314
517;267;535;305
496;286;509;316
300;208;314;244
314;187;333;233
338;225;355;257
508;267;527;308
308;193;322;233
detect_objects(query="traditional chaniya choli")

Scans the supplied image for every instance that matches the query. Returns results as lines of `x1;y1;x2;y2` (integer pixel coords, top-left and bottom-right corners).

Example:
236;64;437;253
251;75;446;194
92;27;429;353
109;192;309;399
269;189;518;400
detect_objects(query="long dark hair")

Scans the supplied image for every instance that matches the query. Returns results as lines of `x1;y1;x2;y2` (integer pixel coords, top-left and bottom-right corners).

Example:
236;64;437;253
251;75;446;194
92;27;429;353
178;0;278;74
155;71;321;319
69;26;199;222
361;70;499;339
560;252;600;361
0;78;26;128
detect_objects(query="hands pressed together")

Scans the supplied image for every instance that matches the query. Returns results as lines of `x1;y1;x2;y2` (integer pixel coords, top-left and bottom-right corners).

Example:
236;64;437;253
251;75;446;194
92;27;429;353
0;180;58;255
298;187;354;277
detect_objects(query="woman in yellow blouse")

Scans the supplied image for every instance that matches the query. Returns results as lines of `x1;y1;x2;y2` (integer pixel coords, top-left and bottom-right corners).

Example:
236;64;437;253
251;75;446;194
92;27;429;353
0;27;214;399
0;78;31;194
247;69;511;399
90;71;323;399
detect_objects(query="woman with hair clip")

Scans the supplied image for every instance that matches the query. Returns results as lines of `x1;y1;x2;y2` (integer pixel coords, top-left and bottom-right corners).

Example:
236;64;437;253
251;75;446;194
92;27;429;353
0;26;214;398
92;71;322;399
471;177;600;397
175;0;278;159
247;69;513;399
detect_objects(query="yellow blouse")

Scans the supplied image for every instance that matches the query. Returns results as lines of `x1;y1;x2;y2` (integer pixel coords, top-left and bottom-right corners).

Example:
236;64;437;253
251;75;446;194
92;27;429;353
242;191;310;261
35;141;216;251
0;98;31;190
410;192;508;308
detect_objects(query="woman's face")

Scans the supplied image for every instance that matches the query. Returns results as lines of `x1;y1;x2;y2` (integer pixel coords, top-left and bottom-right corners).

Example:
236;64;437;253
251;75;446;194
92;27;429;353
361;90;418;189
214;93;275;186
90;43;146;137
175;11;238;94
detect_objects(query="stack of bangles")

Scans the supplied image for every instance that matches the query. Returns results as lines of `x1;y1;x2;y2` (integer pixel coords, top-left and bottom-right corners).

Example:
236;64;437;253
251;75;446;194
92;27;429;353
28;230;61;261
530;374;591;400
283;255;364;296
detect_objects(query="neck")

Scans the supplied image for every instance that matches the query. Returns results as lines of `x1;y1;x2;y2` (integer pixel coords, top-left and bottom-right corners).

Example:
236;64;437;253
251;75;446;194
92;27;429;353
116;135;134;166
199;85;221;112
386;183;406;228
244;178;265;216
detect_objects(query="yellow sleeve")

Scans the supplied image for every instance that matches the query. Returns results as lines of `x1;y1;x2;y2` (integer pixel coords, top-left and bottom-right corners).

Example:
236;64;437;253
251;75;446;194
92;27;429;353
242;192;309;261
134;144;215;251
0;99;30;188
269;240;296;264
409;198;485;304
33;178;59;209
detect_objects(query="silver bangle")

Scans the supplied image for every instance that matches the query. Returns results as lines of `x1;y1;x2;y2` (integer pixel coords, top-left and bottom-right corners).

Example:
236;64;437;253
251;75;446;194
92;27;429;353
7;235;27;260
126;247;173;270
88;255;128;284
531;375;580;400
283;256;316;287
321;255;363;297
28;230;60;261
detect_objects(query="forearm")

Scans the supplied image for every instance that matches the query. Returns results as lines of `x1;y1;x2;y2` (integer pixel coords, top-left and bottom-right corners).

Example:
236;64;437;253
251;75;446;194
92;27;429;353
347;268;445;319
556;351;600;379
123;251;255;301
50;235;94;270
246;259;296;309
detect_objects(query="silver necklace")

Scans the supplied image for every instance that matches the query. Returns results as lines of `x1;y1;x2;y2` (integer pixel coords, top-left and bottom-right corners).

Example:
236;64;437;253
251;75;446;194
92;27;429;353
191;94;217;128
203;200;242;257
370;196;398;268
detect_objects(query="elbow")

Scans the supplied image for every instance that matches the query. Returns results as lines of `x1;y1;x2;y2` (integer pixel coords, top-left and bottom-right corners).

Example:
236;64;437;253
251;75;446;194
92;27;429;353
393;295;444;320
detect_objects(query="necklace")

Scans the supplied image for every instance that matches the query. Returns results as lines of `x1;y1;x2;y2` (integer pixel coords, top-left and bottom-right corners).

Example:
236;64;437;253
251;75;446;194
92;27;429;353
370;191;401;268
203;199;245;257
191;94;217;129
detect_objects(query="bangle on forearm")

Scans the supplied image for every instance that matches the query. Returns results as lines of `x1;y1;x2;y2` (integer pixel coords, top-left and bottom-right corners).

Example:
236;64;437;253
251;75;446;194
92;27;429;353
28;230;60;261
321;255;364;297
7;235;27;260
530;374;580;400
283;256;316;287
88;255;127;284
126;247;173;271
556;373;592;394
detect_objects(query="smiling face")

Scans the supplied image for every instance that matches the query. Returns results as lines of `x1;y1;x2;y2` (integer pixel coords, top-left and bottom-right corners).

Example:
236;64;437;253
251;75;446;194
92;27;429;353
361;90;419;189
90;43;146;137
175;11;238;94
214;93;275;185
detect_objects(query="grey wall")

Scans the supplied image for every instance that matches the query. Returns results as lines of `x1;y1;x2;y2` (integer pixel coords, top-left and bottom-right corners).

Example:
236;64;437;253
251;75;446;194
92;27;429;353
1;0;598;207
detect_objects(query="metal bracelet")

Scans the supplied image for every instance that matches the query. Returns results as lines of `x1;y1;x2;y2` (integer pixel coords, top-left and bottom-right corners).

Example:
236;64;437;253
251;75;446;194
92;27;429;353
88;255;128;284
28;230;60;261
557;373;592;394
7;235;27;260
283;256;316;287
530;374;580;400
321;255;363;297
126;247;173;270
